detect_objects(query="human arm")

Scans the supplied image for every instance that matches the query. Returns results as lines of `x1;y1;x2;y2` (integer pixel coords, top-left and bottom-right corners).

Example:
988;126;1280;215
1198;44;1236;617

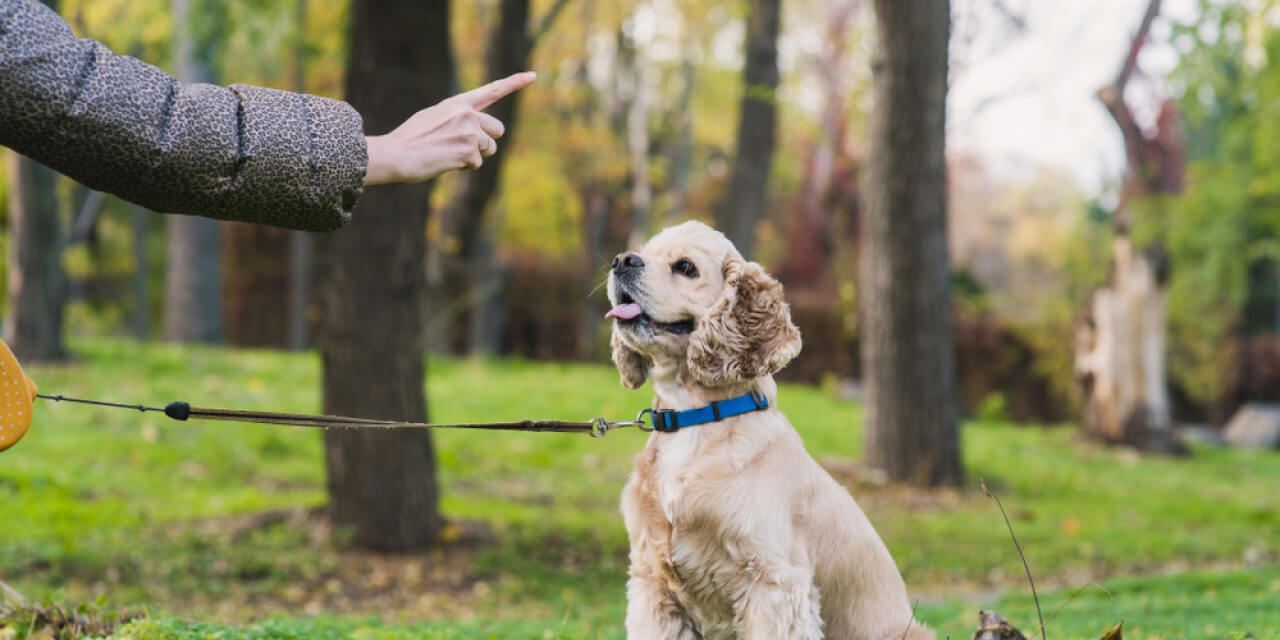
363;71;535;185
0;0;364;231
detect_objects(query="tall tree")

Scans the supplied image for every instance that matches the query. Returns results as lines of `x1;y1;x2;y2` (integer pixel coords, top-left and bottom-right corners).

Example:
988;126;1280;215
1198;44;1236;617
165;0;223;343
714;0;780;260
314;0;452;551
287;0;312;351
861;0;963;486
132;204;150;341
4;153;67;362
1075;0;1184;453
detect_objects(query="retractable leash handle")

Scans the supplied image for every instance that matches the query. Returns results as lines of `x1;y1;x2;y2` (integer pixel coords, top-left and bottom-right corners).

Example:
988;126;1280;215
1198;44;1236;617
0;339;39;452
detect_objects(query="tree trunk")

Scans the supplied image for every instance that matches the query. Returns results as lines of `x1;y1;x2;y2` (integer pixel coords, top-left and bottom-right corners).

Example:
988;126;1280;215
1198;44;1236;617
623;26;652;250
465;231;506;356
164;0;222;344
220;0;313;349
579;186;610;359
1075;239;1180;451
665;57;695;225
288;0;312;351
714;0;780;259
288;231;312;350
429;0;531;354
6;0;69;362
133;205;150;341
861;0;963;487
4;153;67;362
221;222;291;347
314;0;451;552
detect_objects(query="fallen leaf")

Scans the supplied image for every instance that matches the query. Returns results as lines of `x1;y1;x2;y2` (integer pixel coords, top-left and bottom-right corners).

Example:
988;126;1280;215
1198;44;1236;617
1098;620;1122;640
1061;517;1080;535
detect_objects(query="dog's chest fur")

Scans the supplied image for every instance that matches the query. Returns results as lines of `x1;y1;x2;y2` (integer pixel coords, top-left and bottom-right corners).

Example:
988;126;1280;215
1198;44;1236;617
654;429;700;520
648;427;758;639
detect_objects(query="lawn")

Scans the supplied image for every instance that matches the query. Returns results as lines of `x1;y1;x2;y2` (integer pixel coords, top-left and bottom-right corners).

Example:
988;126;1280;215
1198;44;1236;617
2;338;1278;639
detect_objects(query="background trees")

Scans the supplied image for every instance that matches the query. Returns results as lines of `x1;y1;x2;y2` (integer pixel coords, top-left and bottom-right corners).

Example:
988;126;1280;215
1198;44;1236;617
11;0;1280;509
714;0;780;259
4;155;66;362
8;2;1280;636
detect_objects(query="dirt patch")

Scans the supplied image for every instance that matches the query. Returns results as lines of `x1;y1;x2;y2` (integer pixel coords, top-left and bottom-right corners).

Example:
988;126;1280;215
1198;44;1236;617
166;507;507;623
820;456;973;512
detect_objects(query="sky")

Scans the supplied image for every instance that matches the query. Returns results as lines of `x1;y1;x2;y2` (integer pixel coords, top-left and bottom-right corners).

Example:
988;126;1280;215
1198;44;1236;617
948;0;1198;195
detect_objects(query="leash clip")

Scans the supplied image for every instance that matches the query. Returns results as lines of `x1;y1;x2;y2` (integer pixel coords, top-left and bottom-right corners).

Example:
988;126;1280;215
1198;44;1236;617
589;417;610;438
589;408;654;437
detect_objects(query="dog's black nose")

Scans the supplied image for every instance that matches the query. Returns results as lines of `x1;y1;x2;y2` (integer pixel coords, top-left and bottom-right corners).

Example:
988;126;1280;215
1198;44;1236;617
611;252;645;274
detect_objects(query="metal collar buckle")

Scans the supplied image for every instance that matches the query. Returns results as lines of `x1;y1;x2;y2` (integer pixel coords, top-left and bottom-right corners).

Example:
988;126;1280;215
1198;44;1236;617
634;408;655;432
649;409;679;433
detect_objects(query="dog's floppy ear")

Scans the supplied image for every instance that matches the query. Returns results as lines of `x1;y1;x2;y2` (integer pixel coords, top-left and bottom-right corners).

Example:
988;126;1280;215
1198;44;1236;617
687;256;802;387
611;328;651;389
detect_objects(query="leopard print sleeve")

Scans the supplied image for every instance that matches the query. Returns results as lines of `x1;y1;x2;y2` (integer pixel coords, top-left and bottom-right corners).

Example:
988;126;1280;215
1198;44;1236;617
0;0;367;232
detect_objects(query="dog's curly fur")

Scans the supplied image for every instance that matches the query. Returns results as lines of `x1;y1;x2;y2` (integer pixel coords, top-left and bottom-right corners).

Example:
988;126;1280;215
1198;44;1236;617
612;328;651;390
607;221;933;640
687;257;802;387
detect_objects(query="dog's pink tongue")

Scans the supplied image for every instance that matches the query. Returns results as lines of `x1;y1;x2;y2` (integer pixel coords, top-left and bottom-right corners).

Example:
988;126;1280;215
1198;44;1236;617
605;303;643;320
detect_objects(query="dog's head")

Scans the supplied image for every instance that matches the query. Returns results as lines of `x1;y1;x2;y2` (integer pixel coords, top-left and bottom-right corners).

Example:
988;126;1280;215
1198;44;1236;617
605;221;802;390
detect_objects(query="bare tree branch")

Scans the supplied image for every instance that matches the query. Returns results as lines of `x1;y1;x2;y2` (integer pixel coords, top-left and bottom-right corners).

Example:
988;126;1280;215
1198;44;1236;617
1114;0;1161;91
531;0;573;48
64;189;105;247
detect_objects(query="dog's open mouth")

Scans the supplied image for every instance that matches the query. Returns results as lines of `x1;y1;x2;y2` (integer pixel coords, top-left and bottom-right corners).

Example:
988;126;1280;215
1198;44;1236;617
606;292;695;335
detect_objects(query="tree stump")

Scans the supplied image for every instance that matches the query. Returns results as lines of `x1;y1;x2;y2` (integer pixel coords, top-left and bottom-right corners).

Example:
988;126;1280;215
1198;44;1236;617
1075;236;1184;453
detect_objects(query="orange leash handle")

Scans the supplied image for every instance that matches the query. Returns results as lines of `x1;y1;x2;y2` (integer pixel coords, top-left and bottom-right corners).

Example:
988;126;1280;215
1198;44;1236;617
0;339;38;452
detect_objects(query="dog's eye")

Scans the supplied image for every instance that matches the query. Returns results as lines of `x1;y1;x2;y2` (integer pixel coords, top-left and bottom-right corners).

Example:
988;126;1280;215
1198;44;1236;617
672;259;699;278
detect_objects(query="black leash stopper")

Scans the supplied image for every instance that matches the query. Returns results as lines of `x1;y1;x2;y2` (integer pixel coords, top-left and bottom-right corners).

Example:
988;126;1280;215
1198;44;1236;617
164;402;191;421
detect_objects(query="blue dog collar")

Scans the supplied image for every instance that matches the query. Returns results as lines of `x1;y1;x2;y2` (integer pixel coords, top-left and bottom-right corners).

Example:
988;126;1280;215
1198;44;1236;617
642;391;769;433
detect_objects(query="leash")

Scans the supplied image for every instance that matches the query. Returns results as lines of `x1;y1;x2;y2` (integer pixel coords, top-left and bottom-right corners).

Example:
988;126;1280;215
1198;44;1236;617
30;389;768;438
30;393;651;438
0;338;769;453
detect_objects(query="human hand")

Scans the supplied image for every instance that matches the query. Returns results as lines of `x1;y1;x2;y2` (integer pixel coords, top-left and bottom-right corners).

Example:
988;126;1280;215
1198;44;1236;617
363;71;537;185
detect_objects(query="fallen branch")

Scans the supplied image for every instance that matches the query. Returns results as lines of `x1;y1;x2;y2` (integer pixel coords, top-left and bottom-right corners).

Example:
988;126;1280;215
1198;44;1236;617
1031;583;1113;640
981;479;1046;640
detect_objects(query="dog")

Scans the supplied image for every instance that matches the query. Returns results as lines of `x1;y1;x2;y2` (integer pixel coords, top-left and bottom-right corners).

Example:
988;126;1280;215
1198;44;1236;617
606;221;933;640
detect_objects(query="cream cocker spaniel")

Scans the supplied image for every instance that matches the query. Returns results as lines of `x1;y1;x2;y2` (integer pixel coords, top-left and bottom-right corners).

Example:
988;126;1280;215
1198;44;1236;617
606;221;933;640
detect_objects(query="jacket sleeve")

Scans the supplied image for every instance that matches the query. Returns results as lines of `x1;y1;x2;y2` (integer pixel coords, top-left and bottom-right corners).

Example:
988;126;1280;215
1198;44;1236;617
0;0;367;232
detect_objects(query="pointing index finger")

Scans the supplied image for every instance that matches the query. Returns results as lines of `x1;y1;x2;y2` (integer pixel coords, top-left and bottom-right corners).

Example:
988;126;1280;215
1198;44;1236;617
461;71;537;110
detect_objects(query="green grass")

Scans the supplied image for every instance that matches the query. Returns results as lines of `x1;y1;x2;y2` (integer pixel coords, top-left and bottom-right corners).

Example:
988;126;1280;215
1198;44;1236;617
919;567;1280;639
2;337;1278;638
46;569;1280;640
